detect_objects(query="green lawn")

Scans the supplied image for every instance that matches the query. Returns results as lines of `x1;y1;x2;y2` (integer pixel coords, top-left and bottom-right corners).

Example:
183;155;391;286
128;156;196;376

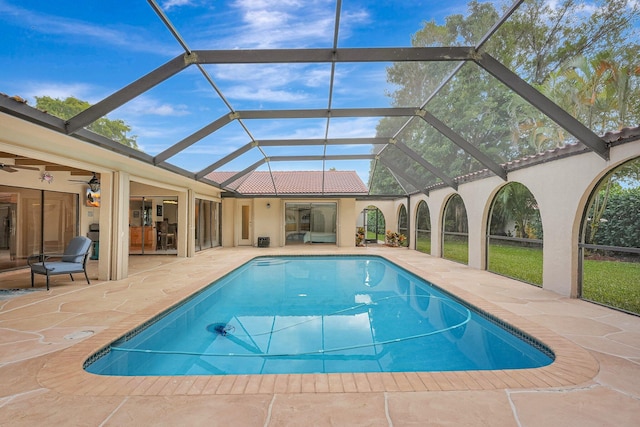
416;231;431;255
366;231;385;242
582;259;640;314
488;243;543;286
388;234;640;315
416;238;431;254
442;237;468;265
487;242;639;314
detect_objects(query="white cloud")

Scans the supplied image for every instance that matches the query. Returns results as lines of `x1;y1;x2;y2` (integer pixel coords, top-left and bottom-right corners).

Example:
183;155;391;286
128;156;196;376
210;63;330;104
201;0;336;49
326;117;379;139
305;68;332;88
212;63;298;87
123;96;191;117
161;0;195;11
19;82;98;105
224;86;309;103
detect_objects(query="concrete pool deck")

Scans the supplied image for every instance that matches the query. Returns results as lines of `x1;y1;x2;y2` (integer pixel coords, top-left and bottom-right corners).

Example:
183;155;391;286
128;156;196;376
1;246;639;426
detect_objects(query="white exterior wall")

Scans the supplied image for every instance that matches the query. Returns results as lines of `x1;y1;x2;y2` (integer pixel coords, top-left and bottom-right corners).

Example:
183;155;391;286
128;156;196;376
337;198;357;247
1;112;222;280
408;141;639;297
222;198;357;248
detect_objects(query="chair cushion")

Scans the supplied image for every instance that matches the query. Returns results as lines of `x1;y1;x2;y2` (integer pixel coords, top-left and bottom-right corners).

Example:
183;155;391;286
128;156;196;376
61;236;92;263
31;262;85;275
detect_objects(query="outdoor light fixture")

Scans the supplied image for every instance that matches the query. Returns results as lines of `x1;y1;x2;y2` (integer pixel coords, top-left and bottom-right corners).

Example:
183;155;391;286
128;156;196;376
88;173;100;192
266;202;271;209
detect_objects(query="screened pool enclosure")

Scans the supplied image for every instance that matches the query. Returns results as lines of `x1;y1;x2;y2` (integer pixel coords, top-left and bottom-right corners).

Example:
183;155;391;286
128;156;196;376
0;1;639;313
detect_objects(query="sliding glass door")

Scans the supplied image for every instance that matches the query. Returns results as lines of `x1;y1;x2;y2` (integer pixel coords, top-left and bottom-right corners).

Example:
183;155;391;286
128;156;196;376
285;202;337;245
0;185;78;272
195;198;220;251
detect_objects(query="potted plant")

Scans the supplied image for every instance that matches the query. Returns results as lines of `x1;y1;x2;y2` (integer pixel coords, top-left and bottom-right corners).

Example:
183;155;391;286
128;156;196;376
385;230;407;247
355;227;365;246
385;230;398;246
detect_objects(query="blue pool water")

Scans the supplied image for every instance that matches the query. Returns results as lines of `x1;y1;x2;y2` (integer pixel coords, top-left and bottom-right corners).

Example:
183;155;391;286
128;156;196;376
85;256;554;376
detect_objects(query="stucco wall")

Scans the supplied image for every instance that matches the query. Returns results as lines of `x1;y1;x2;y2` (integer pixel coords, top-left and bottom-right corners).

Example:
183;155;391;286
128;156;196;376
253;198;281;247
407;141;639;297
222;198;357;248
1;112;222;280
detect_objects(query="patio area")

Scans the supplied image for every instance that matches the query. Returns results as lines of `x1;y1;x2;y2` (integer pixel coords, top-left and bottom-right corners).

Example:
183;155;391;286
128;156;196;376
1;246;639;426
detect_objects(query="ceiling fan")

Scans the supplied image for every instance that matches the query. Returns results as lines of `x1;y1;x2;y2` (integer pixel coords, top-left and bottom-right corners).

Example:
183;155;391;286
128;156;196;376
0;163;40;173
69;172;101;192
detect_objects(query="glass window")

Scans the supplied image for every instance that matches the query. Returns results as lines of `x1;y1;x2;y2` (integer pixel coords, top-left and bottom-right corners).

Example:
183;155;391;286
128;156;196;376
43;190;79;254
0;186;78;273
285;203;337;245
195;199;219;251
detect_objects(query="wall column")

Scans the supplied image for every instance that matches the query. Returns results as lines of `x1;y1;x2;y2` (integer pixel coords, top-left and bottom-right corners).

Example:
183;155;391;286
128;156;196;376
97;171;112;281
110;171;129;280
177;190;189;257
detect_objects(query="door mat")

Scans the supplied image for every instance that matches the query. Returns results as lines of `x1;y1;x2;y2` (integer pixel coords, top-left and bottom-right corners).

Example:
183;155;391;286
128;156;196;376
0;288;44;300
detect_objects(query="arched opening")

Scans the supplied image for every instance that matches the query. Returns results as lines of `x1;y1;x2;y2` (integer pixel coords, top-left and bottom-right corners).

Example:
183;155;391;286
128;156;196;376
360;205;385;244
442;194;468;264
397;204;408;247
487;182;543;286
580;157;640;315
415;200;431;254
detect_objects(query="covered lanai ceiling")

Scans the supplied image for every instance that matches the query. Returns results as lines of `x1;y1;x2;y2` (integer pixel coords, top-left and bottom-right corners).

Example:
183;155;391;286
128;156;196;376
0;0;638;196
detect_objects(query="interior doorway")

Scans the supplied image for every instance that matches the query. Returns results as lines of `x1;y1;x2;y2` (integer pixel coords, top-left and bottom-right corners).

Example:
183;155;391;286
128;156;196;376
129;196;178;255
285;202;337;245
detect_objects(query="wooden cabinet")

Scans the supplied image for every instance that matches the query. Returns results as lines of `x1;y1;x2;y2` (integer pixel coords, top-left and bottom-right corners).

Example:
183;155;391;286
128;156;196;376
129;226;155;250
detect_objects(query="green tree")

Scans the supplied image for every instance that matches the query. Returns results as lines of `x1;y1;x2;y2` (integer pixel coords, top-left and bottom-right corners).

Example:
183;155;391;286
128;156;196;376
494;0;636;85
35;96;138;149
491;182;541;238
444;195;468;234
540;51;640;135
371;0;640;192
596;187;640;248
586;158;640;244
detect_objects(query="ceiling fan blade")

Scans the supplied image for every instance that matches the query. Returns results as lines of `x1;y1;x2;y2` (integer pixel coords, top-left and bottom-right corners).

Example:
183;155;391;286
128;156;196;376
0;163;39;172
11;164;40;171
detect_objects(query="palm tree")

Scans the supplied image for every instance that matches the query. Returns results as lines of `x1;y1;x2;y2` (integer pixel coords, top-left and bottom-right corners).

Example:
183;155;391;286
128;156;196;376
492;183;539;238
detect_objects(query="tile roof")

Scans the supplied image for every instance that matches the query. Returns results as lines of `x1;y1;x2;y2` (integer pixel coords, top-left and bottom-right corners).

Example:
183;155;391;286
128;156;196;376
206;170;369;195
426;126;640;192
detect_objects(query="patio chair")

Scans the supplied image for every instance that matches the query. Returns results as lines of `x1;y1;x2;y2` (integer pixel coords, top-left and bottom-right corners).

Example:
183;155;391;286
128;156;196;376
27;236;92;290
157;220;175;250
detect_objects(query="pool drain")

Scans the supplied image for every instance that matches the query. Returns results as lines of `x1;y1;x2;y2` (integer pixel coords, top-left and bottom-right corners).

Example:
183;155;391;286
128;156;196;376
206;323;235;336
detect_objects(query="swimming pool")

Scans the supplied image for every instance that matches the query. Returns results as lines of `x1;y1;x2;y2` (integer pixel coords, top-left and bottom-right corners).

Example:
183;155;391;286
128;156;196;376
85;256;554;376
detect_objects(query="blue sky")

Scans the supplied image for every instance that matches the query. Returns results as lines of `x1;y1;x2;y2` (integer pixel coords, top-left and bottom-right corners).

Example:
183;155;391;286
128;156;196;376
0;0;509;183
